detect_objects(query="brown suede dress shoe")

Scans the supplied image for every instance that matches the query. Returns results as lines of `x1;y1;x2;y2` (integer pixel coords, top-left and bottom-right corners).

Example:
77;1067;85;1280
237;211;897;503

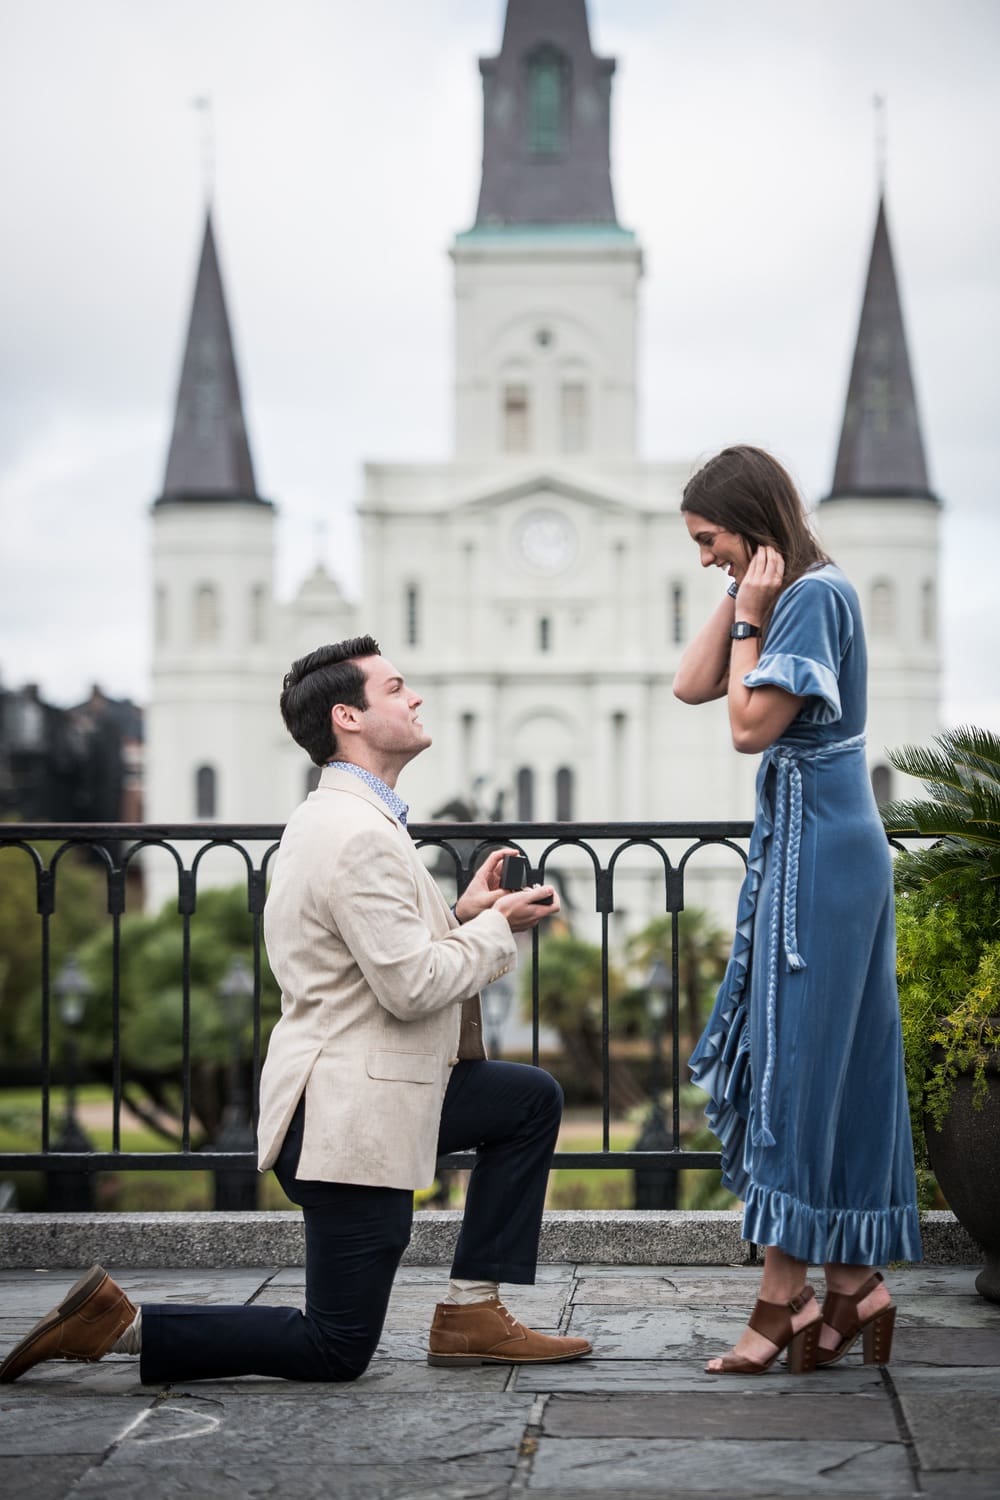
0;1265;137;1383
427;1297;592;1366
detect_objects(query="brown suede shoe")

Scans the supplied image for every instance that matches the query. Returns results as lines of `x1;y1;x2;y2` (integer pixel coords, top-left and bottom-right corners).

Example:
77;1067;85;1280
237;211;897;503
0;1265;137;1383
427;1297;592;1366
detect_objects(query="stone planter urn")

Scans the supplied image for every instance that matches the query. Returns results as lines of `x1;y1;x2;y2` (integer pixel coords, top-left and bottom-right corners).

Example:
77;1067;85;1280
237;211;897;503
925;1040;1000;1302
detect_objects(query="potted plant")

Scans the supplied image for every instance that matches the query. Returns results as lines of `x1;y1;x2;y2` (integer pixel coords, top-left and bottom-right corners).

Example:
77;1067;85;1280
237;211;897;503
882;726;1000;1302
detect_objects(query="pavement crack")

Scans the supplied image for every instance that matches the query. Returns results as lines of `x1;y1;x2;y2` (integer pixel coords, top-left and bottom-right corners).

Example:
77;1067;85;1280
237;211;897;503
817;1442;883;1476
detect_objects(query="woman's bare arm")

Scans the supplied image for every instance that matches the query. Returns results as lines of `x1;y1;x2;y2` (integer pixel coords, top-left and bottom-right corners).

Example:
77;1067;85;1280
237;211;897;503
673;593;735;704
726;547;803;753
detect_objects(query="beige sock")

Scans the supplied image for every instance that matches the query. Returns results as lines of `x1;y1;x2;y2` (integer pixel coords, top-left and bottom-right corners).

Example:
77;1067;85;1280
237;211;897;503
443;1278;499;1305
109;1307;142;1356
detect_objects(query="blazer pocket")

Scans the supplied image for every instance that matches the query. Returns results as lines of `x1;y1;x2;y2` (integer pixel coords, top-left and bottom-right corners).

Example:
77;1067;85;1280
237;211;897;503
366;1050;438;1084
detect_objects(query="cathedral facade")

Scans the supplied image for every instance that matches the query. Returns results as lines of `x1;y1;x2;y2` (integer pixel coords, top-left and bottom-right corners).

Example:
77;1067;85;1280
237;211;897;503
147;1;941;919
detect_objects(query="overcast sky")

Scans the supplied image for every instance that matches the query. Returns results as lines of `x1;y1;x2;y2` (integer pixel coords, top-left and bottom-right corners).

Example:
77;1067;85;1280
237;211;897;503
1;0;997;726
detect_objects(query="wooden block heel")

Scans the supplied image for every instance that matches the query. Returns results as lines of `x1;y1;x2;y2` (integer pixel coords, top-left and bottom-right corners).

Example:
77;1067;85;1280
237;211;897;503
787;1316;820;1374
861;1303;896;1365
815;1270;897;1368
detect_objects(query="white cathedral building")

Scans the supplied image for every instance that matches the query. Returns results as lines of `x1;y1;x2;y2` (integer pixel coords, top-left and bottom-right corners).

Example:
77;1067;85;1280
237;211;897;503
148;0;941;920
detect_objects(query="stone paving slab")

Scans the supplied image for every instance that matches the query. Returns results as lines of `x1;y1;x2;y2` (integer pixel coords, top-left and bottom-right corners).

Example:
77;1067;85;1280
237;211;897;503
0;1394;154;1456
0;1455;101;1500
560;1305;749;1359
526;1435;915;1493
70;1459;514;1499
895;1390;1000;1471
890;1364;1000;1392
919;1474;1000;1498
103;1391;535;1466
169;1360;514;1394
890;1327;1000;1365
892;1295;1000;1329
512;1359;887;1395
541;1392;899;1441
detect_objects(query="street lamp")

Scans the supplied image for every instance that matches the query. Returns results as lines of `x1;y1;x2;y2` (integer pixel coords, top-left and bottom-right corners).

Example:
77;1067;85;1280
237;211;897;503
632;956;678;1210
47;954;95;1211
481;975;515;1058
211;955;258;1212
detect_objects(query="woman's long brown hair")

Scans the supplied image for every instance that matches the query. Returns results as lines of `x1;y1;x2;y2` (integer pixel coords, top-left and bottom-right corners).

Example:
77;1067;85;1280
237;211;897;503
681;445;830;638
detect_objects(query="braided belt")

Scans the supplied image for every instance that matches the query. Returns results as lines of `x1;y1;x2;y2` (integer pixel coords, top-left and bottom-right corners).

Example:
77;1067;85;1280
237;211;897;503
752;731;867;1150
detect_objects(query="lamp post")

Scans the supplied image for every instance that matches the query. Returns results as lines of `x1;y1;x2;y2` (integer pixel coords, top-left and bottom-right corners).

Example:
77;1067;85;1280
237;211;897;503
47;955;95;1211
632;956;678;1210
481;975;514;1058
211;955;258;1212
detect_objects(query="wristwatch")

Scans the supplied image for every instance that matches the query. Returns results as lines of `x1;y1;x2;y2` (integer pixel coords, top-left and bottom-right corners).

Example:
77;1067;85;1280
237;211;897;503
730;621;762;640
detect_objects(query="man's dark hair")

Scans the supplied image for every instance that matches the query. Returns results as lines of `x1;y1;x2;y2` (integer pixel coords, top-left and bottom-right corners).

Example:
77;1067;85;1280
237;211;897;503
279;636;381;766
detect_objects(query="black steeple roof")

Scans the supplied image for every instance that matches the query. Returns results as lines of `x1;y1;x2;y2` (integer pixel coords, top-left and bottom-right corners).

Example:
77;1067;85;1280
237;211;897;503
156;212;269;506
825;196;938;503
474;0;618;228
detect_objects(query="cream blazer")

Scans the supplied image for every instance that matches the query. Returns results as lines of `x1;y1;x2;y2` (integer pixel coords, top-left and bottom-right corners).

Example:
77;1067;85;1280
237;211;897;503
256;765;517;1189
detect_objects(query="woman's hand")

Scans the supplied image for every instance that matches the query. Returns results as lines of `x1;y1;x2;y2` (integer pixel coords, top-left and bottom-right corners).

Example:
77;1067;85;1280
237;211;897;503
734;546;784;625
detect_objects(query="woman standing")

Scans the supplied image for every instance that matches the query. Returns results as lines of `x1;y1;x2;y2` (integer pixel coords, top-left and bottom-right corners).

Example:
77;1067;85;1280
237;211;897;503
675;445;921;1375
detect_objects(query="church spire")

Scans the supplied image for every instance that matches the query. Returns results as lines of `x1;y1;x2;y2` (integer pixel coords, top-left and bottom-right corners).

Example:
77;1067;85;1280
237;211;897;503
826;196;937;503
156;212;267;505
474;0;618;228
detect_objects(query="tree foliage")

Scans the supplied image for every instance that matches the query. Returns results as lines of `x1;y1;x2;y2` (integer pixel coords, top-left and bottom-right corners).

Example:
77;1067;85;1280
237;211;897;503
75;886;282;1141
0;842;106;1064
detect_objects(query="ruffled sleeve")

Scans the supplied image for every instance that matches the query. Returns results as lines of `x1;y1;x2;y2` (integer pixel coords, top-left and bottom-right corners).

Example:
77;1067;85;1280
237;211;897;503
742;574;852;724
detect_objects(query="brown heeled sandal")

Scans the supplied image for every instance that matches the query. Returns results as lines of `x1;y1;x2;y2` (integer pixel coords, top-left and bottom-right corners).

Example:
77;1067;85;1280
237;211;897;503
707;1284;821;1375
815;1270;896;1367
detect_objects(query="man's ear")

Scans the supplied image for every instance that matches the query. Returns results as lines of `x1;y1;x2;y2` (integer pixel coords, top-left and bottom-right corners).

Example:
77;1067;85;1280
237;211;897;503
331;702;362;736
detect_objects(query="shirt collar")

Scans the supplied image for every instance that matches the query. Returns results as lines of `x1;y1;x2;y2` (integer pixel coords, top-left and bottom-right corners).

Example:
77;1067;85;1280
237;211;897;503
327;761;408;826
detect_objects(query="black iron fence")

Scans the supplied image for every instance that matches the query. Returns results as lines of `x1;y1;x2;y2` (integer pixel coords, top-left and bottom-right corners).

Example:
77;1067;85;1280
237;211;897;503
0;819;765;1190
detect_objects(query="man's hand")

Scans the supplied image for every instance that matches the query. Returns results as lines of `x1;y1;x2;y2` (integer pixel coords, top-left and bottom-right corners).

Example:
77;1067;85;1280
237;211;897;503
495;885;561;932
453;848;518;923
454;848;558;930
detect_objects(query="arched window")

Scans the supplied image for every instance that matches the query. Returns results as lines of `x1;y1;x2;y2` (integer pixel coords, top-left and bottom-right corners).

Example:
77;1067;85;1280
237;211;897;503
194;583;220;644
250;583;267;644
516;767;535;821
671;582;686;645
304;764;322;797
503;383;530;452
555;766;574;821
871;764;892;806
155;585;168;646
527;46;567;155
561;382;587;452
195;765;217;818
539;616;552;652
405;584;420;647
870;578;895;638
921;579;936;643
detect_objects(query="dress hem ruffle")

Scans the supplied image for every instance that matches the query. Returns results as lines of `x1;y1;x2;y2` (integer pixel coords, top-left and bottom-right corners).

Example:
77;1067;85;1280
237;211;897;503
741;1181;923;1265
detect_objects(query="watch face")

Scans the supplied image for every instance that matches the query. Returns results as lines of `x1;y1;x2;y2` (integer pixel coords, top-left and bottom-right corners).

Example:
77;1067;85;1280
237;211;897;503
513;509;577;574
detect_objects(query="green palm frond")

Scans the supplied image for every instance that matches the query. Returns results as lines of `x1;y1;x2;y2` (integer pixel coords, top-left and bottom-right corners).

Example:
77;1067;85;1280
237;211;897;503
893;840;1000;893
883;726;1000;889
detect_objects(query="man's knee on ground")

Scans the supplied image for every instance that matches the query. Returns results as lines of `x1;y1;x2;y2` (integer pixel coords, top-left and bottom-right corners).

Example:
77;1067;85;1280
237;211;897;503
313;1324;382;1383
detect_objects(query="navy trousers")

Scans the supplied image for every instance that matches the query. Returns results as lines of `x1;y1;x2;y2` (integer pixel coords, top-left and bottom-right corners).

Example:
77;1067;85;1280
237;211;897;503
140;1060;563;1384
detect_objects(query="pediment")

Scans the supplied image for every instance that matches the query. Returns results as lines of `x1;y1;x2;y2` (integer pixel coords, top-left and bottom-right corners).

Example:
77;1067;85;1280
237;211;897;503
453;466;643;517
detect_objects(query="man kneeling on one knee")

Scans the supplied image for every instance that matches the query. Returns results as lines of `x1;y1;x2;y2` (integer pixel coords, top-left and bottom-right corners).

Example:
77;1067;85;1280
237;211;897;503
1;635;591;1386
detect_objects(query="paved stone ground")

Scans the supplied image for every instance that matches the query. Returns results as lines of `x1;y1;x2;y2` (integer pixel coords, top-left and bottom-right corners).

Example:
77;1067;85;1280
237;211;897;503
1;1263;998;1498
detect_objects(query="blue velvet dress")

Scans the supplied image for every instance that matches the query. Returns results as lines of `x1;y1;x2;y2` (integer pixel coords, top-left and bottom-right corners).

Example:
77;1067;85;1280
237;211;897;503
689;564;922;1264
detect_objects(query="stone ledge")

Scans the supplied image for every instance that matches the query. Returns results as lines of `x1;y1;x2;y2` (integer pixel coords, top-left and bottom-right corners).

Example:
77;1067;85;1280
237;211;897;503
0;1209;980;1269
